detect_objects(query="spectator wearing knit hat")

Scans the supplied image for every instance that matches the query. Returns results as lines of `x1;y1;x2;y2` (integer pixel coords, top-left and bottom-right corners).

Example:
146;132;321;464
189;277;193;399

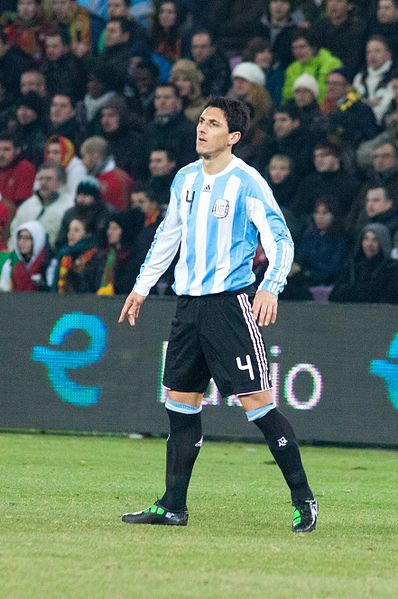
55;176;110;250
14;91;48;167
285;73;327;137
169;59;207;124
229;61;273;127
43;135;87;196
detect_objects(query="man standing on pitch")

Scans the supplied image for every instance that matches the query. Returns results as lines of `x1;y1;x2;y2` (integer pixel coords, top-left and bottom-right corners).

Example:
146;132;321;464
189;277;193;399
118;97;317;533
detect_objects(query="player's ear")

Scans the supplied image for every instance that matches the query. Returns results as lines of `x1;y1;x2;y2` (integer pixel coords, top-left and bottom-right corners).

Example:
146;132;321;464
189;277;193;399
228;131;241;147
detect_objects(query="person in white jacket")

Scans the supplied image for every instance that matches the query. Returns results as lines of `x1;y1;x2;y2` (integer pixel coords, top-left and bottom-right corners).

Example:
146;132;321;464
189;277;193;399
10;163;74;249
353;35;395;125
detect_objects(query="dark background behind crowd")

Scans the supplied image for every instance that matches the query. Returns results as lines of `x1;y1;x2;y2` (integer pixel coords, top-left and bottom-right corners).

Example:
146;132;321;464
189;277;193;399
1;0;398;304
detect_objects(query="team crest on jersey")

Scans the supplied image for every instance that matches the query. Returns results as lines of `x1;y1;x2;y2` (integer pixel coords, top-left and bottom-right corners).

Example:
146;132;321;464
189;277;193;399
212;197;229;218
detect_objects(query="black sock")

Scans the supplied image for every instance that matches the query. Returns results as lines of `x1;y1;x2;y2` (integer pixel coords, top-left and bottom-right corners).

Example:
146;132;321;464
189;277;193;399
253;408;314;503
159;408;202;512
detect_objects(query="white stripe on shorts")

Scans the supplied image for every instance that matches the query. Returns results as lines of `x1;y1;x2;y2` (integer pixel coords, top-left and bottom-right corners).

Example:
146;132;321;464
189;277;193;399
237;293;271;390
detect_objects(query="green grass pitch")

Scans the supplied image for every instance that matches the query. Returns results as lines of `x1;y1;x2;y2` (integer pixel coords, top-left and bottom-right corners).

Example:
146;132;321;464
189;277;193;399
1;433;397;598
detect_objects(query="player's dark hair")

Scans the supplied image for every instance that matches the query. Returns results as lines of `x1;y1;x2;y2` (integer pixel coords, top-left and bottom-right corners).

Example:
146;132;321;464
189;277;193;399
203;96;250;140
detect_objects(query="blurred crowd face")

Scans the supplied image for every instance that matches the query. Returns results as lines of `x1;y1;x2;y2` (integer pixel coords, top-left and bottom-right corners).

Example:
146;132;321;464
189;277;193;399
268;157;291;184
37;167;61;199
254;48;272;70
366;39;391;69
46;142;62;164
20;71;46;97
314;147;340;173
294;86;315;107
372;143;398;172
50;95;75;126
101;108;120;133
292;37;313;64
362;231;380;258
377;0;398;24
45;34;66;61
68;218;87;246
172;74;192;98
273;112;299;139
232;76;252;100
0;140;19;168
191;33;214;64
269;0;291;25
154;85;181;116
53;0;71;20
366;188;392;217
16;104;37;125
313;202;334;231
76;193;96;207
87;75;106;99
130;191;152;215
158;1;177;29
326;73;348;101
17;229;33;259
108;0;129;18
105;20;128;48
326;0;351;24
107;220;122;246
80;147;100;172
149;150;176;176
17;0;37;21
0;37;9;59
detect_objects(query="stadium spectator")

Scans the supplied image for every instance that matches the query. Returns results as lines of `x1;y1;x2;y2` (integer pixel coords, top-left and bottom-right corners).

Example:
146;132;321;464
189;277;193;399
370;0;398;61
150;0;183;63
323;68;380;153
329;223;398;303
97;0;136;53
281;198;350;300
286;73;327;136
145;82;197;168
241;37;284;104
80;63;118;135
80;136;134;212
147;146;177;206
282;29;342;103
55;175;109;249
233;101;267;170
169;59;206;124
353;35;395;125
265;153;302;240
44;135;86;196
49;92;86;150
10;162;73;248
13;91;47;167
0;132;36;208
125;57;159;121
293;142;360;216
257;0;298;69
20;68;47;98
4;0;49;62
99;96;146;180
52;215;99;293
208;0;264;57
47;0;91;57
354;185;398;240
41;29;87;100
229;62;273;127
190;29;231;97
0;220;52;291
95;211;144;295
312;0;368;73
0;197;14;250
368;141;398;191
0;28;33;101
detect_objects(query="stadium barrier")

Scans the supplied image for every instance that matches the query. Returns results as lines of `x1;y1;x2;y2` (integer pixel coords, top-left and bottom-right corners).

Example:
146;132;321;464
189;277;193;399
1;293;397;446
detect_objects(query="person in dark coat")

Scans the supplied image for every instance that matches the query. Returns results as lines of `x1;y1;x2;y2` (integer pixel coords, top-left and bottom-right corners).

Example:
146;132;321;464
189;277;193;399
14;92;48;166
190;29;231;97
353;184;398;242
49;92;86;151
0;28;33;101
330;222;398;304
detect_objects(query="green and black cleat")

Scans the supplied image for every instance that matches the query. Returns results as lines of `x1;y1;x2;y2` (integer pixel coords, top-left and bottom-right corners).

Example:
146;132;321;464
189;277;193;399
121;500;188;526
292;499;318;533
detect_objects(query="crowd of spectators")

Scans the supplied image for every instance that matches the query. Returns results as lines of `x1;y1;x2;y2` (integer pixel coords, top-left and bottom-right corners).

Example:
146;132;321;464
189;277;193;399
1;0;398;303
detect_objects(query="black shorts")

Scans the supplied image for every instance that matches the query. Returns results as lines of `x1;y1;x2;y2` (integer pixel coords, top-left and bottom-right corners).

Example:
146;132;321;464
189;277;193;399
163;286;272;398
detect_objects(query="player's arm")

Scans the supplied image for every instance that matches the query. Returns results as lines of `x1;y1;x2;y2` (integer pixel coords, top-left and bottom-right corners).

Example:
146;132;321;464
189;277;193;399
118;186;182;326
246;183;294;326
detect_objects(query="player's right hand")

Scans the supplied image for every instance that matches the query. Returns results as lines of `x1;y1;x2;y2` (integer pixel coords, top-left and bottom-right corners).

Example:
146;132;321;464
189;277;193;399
118;290;146;327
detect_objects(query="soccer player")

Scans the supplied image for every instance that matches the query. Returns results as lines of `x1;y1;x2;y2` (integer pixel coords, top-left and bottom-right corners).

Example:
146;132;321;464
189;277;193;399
118;97;318;533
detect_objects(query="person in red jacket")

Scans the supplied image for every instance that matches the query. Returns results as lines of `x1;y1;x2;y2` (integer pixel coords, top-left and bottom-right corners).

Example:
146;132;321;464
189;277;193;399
80;135;134;212
0;132;36;208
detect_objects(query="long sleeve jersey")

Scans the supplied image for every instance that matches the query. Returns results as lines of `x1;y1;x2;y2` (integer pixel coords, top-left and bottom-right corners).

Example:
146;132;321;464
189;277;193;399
133;155;293;297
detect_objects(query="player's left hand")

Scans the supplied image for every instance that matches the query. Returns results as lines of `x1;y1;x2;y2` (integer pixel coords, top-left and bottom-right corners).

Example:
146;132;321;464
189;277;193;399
252;290;278;327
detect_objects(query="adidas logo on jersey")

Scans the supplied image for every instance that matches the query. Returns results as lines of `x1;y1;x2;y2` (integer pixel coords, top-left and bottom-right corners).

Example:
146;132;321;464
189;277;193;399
202;184;211;192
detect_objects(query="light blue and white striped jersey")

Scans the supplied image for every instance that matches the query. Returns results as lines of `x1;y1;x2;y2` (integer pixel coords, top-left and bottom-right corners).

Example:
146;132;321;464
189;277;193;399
134;155;294;297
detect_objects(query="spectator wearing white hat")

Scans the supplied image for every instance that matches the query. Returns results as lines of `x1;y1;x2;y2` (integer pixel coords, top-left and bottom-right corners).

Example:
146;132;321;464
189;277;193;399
286;73;328;135
229;61;273;127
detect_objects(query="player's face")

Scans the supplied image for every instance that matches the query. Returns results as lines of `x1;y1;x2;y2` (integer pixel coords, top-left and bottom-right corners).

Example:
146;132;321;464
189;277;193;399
362;231;380;258
196;107;240;158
